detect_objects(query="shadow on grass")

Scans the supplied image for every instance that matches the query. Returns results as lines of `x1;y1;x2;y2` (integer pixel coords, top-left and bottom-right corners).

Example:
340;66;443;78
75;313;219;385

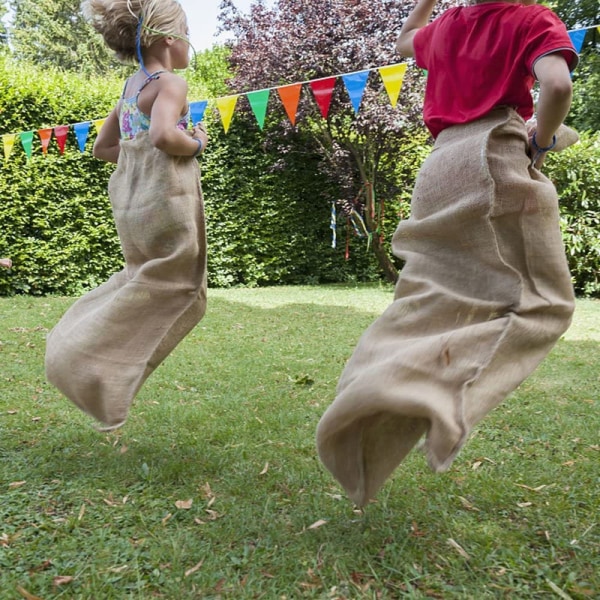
0;295;598;598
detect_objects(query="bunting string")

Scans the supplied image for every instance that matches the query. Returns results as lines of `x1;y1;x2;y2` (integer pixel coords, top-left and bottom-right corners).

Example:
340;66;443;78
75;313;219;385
1;22;598;162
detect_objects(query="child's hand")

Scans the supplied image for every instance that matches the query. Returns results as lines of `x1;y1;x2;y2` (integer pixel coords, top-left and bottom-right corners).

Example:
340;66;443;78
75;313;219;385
192;122;208;153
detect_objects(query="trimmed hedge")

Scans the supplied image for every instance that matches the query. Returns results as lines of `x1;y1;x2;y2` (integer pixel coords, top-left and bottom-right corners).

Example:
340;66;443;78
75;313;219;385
0;55;598;296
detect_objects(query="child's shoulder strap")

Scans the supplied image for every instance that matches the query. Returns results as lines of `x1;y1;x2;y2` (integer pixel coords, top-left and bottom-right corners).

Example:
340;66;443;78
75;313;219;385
137;70;168;95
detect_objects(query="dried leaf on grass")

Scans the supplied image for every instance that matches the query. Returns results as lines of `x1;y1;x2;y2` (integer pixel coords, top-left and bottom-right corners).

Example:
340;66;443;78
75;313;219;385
9;481;26;489
53;576;74;586
308;519;327;530
175;499;193;510
447;538;470;560
16;586;44;600
259;462;269;475
546;578;574;600
184;559;204;578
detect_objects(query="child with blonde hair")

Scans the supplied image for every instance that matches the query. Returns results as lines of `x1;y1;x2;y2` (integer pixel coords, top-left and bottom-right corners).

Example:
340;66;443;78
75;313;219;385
317;0;579;506
46;0;208;430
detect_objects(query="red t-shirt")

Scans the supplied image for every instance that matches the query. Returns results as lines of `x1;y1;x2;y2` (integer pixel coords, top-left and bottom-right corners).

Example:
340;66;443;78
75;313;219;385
413;3;578;138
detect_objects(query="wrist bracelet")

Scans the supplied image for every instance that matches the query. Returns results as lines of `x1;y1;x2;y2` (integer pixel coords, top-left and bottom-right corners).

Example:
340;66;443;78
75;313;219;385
192;137;203;157
532;132;557;153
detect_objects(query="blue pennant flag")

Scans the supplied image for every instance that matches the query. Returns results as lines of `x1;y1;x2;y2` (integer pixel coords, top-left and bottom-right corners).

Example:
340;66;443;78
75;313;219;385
190;100;208;125
73;122;91;153
342;71;370;114
568;28;587;53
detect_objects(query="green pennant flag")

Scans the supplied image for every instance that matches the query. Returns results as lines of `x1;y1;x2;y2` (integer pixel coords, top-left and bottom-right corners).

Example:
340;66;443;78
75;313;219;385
20;131;34;159
246;89;270;130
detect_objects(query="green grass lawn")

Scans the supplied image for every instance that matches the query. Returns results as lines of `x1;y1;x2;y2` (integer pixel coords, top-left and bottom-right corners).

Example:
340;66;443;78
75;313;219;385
1;286;598;599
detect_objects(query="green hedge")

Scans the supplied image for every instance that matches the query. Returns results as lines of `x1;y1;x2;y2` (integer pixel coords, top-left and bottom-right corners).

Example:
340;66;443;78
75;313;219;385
545;131;600;297
0;55;598;296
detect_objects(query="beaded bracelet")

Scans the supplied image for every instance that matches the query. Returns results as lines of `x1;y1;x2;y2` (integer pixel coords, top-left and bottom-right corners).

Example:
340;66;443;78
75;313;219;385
530;132;557;167
192;137;203;157
531;132;556;153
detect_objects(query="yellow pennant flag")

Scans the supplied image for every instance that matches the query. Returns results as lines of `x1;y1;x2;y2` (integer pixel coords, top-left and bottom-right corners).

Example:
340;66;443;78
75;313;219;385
378;63;408;108
94;119;107;134
3;134;16;160
215;95;239;133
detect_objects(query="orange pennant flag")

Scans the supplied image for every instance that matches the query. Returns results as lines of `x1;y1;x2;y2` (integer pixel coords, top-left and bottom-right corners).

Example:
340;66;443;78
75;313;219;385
309;77;337;119
378;64;408;108
3;134;16;160
38;128;53;156
54;125;69;154
276;83;302;126
215;95;239;133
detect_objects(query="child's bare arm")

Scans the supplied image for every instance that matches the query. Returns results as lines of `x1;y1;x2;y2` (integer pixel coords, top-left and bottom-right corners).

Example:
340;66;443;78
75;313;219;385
533;54;573;147
93;108;121;164
149;75;207;157
396;0;438;57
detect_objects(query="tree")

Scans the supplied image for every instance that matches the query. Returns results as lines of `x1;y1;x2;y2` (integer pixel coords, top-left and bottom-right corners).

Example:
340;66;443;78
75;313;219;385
9;0;124;74
218;0;456;281
0;0;8;46
546;0;600;131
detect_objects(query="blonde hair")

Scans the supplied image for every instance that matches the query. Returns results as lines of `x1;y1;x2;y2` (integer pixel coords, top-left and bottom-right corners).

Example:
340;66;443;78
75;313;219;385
82;0;187;63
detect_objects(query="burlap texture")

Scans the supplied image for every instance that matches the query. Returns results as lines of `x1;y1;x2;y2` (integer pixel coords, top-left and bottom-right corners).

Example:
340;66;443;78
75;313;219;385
316;109;576;506
45;132;207;427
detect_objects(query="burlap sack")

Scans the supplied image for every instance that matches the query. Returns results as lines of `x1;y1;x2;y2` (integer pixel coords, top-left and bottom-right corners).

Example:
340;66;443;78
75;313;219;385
45;132;207;428
317;108;576;506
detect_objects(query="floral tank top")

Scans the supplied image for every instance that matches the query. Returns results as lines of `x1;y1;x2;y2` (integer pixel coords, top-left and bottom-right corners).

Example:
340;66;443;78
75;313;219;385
119;70;190;141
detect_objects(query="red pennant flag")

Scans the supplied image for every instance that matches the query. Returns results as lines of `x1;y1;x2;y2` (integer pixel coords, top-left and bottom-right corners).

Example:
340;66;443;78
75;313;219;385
276;83;302;126
309;77;337;119
54;125;69;155
38;128;53;156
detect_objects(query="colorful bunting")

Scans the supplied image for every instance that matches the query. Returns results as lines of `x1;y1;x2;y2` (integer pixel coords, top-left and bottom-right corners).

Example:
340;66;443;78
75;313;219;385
330;202;337;249
246;89;270;130
54;125;69;155
74;122;91;153
277;83;302;126
568;29;587;53
1;27;597;164
21;131;34;159
309;77;337;119
190;100;208;125
342;71;370;114
94;119;106;135
379;63;408;109
3;134;16;161
216;95;239;133
38;128;53;156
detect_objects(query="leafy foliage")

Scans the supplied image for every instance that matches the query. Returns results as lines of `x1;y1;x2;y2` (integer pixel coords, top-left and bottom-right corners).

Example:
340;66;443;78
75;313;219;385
218;0;458;281
545;132;600;296
0;56;123;296
546;0;600;132
9;0;125;74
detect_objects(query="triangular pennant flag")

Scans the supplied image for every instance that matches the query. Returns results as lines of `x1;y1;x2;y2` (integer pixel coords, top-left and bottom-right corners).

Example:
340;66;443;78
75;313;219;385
246;89;270;130
20;131;34;159
38;128;53;156
73;122;91;153
378;63;408;108
190;100;208;125
342;71;370;114
309;77;337;119
3;134;17;161
54;125;69;155
94;119;106;135
277;83;302;126
597;26;600;35
215;95;239;133
568;28;587;53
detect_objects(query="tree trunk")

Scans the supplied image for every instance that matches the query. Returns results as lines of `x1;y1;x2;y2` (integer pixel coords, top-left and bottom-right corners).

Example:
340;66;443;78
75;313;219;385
363;205;398;283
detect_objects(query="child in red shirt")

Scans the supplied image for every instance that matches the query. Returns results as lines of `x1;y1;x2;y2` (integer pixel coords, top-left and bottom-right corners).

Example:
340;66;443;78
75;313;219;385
317;0;578;506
